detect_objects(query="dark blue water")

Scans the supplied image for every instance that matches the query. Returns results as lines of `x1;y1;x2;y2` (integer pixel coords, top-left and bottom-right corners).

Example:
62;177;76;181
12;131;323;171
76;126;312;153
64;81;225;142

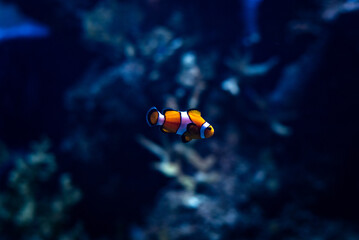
0;0;358;239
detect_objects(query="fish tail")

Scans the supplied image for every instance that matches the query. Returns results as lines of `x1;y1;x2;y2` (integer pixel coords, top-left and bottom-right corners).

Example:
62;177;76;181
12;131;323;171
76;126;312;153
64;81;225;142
146;107;164;127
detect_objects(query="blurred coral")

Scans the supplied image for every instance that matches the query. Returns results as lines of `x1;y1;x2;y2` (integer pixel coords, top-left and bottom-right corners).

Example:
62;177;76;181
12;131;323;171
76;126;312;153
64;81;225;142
0;140;84;240
138;130;283;240
82;0;142;57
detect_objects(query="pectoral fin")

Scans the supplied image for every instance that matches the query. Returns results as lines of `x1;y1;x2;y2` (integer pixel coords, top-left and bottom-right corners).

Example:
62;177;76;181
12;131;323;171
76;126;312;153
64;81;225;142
160;126;171;134
181;132;192;143
187;123;199;135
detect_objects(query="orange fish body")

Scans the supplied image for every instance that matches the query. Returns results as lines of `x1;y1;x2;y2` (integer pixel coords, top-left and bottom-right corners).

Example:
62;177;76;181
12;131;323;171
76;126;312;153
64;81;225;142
146;107;214;143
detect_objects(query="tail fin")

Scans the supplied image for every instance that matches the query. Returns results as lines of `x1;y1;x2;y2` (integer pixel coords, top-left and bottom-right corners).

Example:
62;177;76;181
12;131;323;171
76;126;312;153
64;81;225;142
146;107;162;127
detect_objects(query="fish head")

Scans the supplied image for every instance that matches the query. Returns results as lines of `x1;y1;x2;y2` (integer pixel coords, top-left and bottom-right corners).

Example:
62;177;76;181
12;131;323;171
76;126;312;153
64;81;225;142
204;124;214;138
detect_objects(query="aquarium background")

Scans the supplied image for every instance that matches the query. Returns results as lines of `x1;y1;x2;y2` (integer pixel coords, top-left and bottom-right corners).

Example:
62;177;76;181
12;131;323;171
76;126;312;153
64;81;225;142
0;0;359;239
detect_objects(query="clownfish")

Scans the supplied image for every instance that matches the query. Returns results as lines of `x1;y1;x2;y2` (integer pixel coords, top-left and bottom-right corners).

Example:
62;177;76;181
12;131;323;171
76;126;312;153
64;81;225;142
146;107;214;143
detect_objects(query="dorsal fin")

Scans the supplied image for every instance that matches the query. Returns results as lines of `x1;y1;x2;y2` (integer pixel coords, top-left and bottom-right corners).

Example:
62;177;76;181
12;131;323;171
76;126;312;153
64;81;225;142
181;132;192;143
188;109;201;116
162;108;176;115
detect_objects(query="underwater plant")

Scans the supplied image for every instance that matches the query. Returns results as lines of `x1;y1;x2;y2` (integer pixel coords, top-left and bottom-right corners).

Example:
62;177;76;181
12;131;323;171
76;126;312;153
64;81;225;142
0;140;84;240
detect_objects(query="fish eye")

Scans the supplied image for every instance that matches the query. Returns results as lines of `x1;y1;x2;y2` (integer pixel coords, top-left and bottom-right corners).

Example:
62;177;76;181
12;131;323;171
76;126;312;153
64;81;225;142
207;126;212;131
